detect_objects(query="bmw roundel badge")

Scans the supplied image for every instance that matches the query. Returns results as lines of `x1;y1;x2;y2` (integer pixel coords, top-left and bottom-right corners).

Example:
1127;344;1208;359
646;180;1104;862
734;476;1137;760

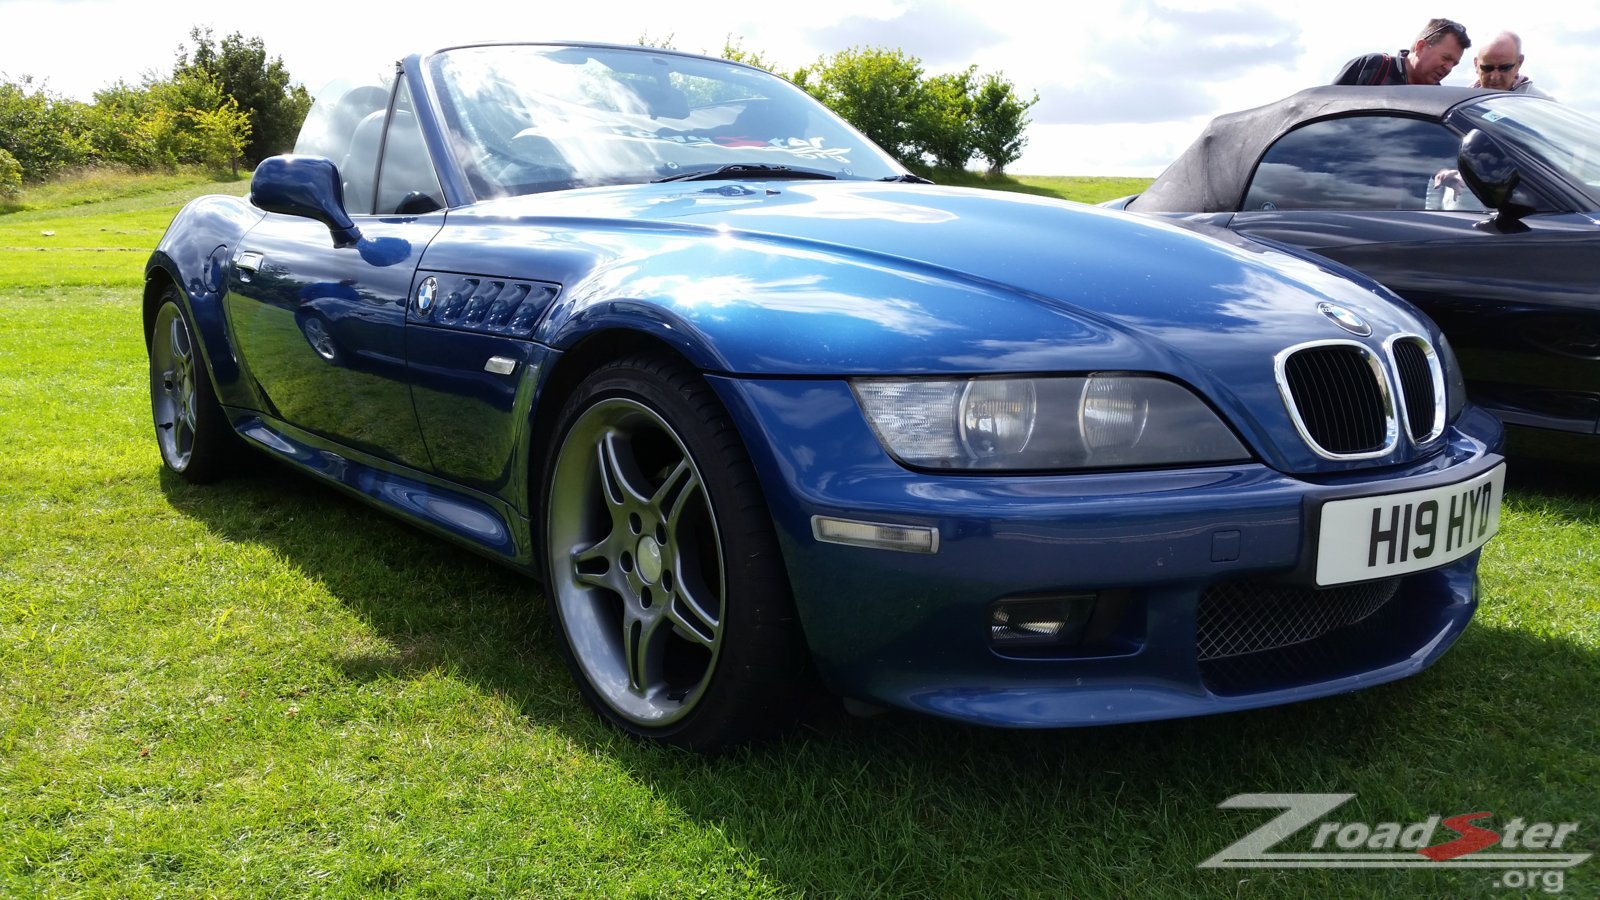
1317;301;1372;337
416;276;438;314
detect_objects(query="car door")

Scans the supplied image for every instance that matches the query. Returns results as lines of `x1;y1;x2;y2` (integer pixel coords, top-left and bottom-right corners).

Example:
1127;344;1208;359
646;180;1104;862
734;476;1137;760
1225;113;1600;438
226;80;446;468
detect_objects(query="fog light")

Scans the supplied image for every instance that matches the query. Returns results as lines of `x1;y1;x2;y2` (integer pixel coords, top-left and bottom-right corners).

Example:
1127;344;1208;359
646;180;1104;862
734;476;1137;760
989;593;1097;646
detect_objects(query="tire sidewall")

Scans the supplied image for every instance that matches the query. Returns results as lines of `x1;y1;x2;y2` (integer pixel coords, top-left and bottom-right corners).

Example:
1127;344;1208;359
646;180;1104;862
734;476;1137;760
540;355;802;750
150;287;232;483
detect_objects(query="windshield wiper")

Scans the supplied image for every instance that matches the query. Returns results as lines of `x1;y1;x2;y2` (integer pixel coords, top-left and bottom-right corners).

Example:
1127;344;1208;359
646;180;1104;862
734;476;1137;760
653;163;839;183
879;173;934;184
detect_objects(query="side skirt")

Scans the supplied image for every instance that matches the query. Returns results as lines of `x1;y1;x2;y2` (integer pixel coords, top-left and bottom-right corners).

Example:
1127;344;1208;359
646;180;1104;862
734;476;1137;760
231;411;538;574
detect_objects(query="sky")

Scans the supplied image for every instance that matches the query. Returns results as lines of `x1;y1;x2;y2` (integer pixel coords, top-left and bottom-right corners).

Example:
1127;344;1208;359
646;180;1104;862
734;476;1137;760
3;0;1596;176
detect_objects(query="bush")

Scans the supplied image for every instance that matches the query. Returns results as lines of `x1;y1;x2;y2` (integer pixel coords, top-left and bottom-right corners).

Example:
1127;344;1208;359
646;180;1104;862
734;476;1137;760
0;148;21;199
0;76;92;181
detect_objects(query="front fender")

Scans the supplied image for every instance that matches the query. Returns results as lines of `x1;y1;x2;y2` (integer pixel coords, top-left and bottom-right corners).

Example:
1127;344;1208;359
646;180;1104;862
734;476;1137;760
145;195;266;410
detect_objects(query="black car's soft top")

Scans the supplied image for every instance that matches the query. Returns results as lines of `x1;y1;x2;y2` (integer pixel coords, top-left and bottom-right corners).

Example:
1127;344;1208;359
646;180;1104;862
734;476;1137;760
1127;85;1497;213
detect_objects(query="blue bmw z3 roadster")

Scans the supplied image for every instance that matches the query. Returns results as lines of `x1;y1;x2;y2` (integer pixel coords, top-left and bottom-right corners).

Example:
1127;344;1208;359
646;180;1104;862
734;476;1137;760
145;42;1505;749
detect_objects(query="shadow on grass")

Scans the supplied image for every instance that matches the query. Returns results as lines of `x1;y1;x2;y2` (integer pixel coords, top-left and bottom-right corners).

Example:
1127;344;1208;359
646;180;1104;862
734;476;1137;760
160;463;1600;896
1506;461;1600;506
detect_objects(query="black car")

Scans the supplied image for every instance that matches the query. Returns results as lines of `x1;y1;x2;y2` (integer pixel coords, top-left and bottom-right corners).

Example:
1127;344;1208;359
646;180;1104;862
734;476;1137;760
1106;86;1600;461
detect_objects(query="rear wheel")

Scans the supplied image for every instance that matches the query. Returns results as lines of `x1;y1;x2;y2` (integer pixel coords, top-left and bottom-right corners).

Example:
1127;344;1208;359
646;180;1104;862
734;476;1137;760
542;355;806;750
149;289;235;483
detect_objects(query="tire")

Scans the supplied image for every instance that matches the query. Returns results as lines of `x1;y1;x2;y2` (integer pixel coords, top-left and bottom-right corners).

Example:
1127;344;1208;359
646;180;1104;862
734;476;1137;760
542;354;806;751
148;288;236;483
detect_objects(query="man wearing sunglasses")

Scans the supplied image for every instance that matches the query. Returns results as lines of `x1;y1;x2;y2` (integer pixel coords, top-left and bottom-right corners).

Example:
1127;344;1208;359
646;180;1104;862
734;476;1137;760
1472;31;1555;99
1334;17;1471;86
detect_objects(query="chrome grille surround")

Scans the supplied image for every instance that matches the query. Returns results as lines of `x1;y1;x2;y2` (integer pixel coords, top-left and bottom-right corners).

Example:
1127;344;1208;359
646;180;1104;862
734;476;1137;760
1274;340;1399;460
1386;334;1446;445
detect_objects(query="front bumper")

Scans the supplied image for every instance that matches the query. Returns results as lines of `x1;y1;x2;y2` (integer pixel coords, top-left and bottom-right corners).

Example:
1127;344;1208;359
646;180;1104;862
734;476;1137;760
713;377;1505;728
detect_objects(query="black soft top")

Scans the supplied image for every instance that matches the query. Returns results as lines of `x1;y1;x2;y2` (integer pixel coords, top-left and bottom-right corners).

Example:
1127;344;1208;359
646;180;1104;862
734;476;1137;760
1127;85;1496;213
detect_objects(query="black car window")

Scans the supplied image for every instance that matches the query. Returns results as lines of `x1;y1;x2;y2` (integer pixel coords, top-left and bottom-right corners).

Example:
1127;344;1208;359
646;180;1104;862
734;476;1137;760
1457;97;1600;209
377;80;446;215
1243;115;1488;213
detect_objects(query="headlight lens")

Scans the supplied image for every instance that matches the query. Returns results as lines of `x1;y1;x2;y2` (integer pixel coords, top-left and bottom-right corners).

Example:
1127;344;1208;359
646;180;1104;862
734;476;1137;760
960;379;1037;458
1081;375;1150;451
854;375;1250;470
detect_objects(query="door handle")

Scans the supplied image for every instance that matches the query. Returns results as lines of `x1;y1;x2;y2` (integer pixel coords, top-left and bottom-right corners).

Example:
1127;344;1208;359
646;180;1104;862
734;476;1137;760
236;251;264;273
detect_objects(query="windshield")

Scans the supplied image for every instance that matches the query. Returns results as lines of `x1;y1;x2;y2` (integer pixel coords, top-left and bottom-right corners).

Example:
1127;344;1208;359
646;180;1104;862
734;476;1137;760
1457;96;1600;208
425;44;905;198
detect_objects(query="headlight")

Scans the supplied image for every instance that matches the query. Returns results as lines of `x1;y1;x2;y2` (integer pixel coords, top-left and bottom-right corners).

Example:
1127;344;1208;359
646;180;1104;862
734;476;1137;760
853;375;1250;470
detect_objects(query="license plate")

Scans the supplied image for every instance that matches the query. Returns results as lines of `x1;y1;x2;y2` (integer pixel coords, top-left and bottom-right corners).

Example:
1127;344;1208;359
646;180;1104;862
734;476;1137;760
1315;464;1505;586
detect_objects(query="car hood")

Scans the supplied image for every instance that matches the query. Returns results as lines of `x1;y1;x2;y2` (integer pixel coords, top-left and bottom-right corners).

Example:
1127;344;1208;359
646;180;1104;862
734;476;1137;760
454;180;1430;365
434;181;1454;473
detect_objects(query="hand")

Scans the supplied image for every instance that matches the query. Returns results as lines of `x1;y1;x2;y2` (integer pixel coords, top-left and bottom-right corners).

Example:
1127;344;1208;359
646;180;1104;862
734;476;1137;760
1432;168;1466;198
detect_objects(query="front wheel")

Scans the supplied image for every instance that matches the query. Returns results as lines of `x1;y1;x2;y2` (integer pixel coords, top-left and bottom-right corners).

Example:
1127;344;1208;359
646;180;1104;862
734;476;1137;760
148;289;236;483
541;355;806;750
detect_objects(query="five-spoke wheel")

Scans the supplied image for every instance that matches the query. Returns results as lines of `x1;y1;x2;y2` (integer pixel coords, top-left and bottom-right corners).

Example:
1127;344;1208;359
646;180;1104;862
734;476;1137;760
543;355;805;749
149;288;235;482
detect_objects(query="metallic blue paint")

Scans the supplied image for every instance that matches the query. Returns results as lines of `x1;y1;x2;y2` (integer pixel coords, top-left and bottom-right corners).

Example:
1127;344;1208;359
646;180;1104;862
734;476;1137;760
462;181;1450;475
224;211;442;468
407;330;548;495
146;195;265;398
144;43;1509;734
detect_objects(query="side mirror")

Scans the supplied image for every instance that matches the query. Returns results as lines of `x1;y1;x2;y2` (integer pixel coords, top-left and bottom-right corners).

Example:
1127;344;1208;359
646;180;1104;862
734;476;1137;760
1457;129;1537;231
250;155;363;248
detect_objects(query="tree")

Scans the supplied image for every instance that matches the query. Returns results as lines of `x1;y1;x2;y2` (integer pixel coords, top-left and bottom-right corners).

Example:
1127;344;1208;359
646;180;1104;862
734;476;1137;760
916;66;978;171
798;47;927;163
190;96;252;175
175;28;310;165
971;73;1037;177
719;37;776;73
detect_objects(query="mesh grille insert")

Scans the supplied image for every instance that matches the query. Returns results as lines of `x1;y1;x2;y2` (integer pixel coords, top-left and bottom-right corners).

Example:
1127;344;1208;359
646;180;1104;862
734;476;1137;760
1196;578;1401;662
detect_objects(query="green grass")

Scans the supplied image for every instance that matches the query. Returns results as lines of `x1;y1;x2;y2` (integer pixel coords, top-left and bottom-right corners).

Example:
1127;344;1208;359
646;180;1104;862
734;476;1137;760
0;173;1595;898
923;168;1153;203
1;168;248;289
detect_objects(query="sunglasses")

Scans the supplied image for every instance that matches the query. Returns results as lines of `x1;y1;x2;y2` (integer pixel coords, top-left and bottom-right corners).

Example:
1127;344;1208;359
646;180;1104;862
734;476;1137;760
1478;62;1517;73
1422;20;1467;44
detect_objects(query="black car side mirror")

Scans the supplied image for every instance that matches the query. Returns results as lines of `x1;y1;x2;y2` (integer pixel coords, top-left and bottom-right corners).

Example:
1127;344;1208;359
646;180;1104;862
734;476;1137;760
250;155;363;249
1457;129;1537;232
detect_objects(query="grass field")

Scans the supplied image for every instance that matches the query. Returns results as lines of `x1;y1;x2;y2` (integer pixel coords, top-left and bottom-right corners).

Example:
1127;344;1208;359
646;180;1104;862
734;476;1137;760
1;171;1596;897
